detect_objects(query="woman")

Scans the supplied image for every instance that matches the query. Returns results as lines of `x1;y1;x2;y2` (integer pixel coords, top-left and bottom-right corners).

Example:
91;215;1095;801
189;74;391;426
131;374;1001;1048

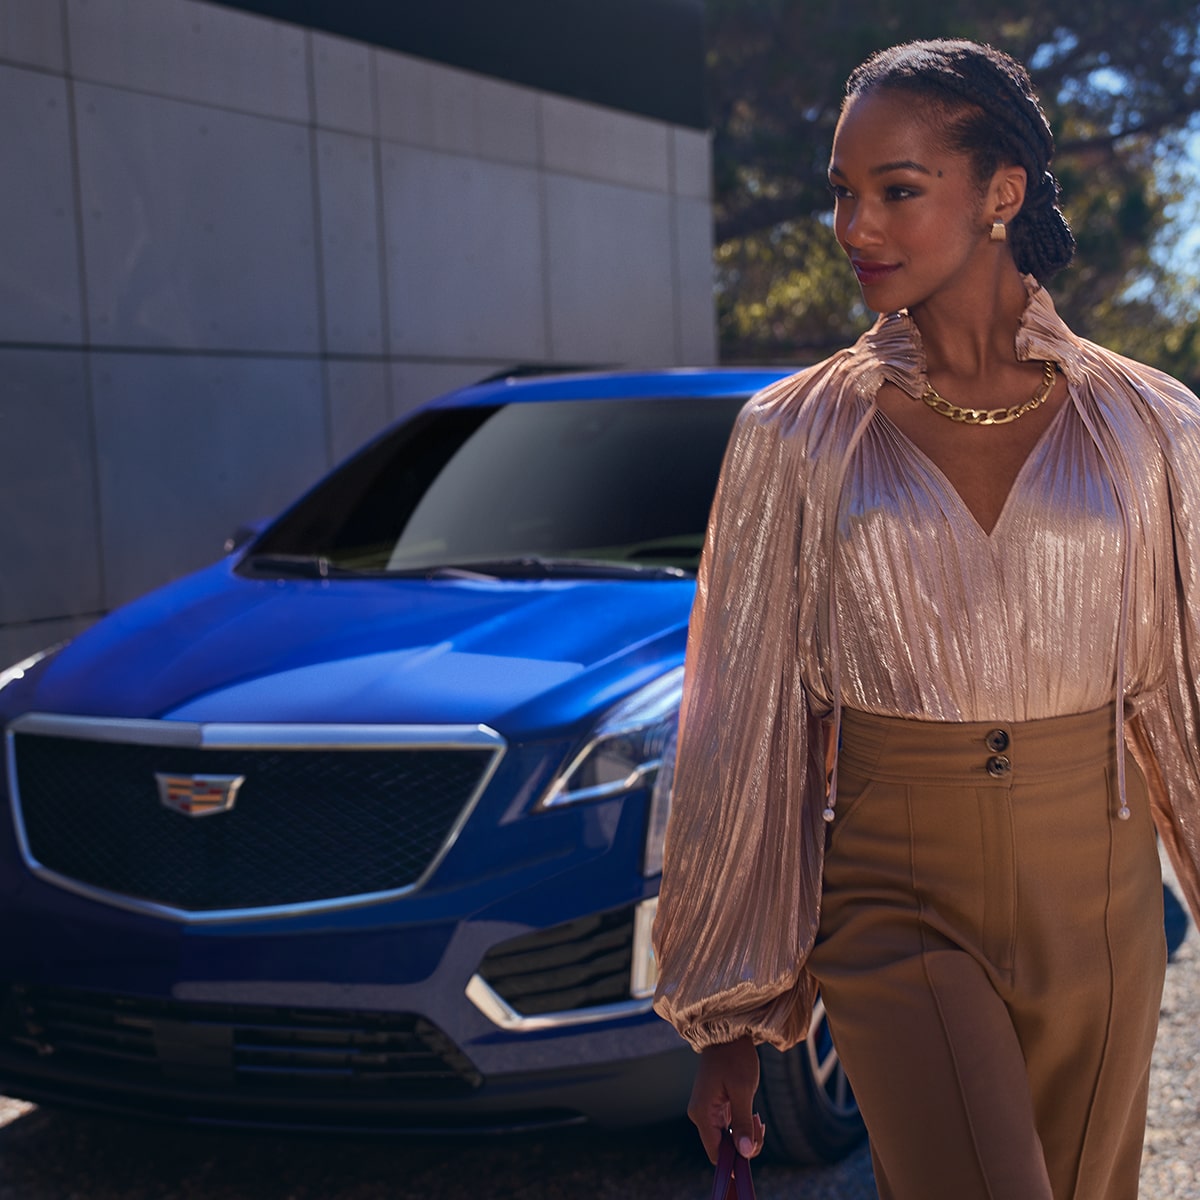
652;38;1200;1200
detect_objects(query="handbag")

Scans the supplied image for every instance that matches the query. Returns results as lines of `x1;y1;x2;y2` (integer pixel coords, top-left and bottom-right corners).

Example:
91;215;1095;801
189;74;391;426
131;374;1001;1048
710;1129;756;1200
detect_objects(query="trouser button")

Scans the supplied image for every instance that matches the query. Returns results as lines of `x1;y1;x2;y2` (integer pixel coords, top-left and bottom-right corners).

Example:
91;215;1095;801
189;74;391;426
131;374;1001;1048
985;728;1010;752
986;754;1012;778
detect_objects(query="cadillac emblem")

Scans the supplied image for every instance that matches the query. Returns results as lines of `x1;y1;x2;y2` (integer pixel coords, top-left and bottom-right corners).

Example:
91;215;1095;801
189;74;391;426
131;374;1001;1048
155;773;244;817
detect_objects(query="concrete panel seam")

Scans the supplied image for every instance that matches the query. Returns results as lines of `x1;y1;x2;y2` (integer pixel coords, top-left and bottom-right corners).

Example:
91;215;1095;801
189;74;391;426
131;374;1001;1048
302;32;334;469
60;25;110;609
535;96;553;363
369;51;393;368
669;149;683;365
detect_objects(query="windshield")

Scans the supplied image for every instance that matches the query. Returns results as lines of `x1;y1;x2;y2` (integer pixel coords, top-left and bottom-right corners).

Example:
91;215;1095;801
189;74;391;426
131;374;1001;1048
242;395;746;579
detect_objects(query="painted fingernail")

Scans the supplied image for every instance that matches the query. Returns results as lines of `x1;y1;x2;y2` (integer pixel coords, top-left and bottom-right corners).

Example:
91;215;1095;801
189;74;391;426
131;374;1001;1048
738;1136;753;1156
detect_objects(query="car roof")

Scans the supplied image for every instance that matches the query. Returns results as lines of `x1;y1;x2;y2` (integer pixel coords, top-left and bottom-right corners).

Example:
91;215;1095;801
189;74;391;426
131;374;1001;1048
423;366;799;410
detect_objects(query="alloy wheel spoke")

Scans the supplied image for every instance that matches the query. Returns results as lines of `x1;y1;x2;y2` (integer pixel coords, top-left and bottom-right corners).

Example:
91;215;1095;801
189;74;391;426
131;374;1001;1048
832;1064;850;1110
812;1041;839;1087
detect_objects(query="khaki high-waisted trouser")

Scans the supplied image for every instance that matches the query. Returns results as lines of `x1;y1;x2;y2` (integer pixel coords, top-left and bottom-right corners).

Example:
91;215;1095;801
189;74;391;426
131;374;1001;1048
806;706;1167;1200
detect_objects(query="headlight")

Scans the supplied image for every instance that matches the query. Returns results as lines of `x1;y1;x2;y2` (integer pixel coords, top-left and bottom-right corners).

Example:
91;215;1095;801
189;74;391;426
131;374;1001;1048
630;895;659;997
641;730;675;878
537;668;683;812
0;645;63;695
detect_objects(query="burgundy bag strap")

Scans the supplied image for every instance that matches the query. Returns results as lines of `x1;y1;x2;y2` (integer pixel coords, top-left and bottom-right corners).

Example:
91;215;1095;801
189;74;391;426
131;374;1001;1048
710;1133;736;1200
710;1130;757;1200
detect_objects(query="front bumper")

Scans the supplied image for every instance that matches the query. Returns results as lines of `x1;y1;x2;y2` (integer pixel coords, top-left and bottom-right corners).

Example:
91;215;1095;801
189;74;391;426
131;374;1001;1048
0;838;687;1132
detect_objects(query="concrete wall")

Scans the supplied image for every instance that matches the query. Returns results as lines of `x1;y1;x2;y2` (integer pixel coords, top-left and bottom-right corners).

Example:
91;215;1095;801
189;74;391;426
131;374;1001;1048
0;0;716;666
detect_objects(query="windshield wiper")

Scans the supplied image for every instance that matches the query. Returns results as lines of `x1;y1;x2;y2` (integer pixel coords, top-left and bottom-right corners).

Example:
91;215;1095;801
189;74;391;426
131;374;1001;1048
240;553;372;578
242;553;693;582
389;556;692;581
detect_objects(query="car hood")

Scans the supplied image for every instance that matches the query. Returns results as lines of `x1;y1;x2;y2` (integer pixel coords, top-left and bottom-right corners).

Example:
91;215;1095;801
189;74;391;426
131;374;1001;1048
16;562;693;733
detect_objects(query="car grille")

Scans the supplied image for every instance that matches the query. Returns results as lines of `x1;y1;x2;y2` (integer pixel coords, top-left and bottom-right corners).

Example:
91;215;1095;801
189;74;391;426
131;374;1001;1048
0;985;482;1095
478;906;635;1015
11;732;496;912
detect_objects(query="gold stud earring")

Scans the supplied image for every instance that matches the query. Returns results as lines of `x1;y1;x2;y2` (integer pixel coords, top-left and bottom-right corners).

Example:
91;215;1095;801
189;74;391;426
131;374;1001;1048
990;219;1007;242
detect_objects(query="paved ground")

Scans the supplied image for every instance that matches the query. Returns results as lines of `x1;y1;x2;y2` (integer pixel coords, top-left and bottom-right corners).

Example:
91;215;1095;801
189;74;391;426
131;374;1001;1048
0;1100;876;1200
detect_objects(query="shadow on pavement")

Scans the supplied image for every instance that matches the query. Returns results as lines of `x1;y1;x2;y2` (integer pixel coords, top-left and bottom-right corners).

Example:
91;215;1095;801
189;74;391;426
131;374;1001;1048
0;1103;877;1200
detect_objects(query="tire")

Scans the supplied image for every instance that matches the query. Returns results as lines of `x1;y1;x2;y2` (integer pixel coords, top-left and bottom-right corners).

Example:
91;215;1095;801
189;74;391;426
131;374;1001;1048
756;993;866;1165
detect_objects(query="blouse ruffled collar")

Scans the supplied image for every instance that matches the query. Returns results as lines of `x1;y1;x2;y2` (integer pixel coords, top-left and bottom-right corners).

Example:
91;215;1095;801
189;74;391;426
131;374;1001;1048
848;276;1086;401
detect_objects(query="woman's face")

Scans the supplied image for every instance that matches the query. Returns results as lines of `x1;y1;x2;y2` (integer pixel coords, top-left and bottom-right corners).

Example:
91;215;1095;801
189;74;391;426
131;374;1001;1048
828;88;997;313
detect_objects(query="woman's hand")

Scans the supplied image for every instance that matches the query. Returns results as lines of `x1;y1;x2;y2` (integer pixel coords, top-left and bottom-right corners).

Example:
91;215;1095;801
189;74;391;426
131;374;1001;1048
687;1035;766;1164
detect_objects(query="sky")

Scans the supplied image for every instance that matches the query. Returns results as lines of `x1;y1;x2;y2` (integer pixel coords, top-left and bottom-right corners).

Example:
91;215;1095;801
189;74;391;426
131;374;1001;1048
1152;126;1200;317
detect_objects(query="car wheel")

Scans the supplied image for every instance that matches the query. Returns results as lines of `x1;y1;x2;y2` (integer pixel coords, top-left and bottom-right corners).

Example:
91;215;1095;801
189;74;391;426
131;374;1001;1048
756;993;866;1164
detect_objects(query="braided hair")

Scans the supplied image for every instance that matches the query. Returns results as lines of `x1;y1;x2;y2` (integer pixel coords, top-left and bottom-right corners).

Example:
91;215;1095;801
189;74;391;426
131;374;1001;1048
845;39;1075;281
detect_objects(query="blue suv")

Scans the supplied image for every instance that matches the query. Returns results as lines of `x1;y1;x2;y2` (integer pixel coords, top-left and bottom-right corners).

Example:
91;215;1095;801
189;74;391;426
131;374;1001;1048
0;368;863;1163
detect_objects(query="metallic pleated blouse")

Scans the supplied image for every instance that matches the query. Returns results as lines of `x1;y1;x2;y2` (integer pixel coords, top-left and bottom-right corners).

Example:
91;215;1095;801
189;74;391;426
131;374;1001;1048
652;281;1200;1052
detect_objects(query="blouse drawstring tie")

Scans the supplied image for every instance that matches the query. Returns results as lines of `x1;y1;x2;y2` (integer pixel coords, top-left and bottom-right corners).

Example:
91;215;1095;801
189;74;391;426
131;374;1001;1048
1072;385;1134;819
823;395;880;822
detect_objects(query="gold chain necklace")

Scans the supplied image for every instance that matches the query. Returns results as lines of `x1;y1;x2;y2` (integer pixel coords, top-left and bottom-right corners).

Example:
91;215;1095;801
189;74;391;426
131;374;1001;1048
920;360;1057;426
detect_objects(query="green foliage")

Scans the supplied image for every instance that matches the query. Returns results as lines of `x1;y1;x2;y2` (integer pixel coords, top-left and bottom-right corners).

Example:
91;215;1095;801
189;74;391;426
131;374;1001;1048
716;221;869;362
709;0;1200;387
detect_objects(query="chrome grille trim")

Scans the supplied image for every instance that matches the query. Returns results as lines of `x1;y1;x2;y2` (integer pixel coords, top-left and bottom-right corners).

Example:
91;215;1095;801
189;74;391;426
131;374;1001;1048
5;713;505;925
465;974;653;1031
8;712;505;751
